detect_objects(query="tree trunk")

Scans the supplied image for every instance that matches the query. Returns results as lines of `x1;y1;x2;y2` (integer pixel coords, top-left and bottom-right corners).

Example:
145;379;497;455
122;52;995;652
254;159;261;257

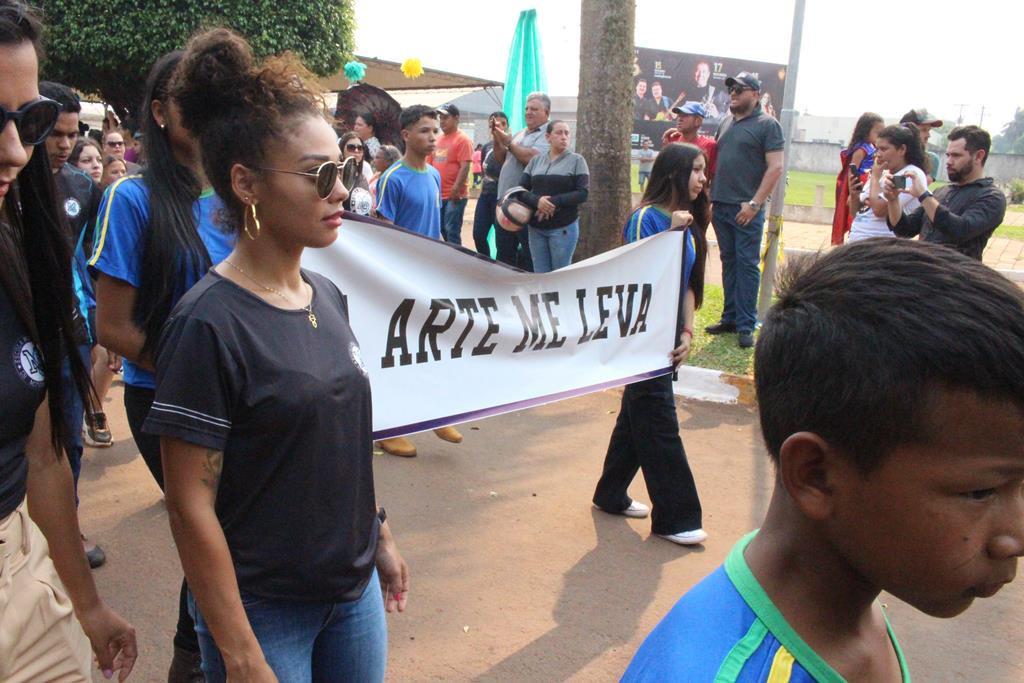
574;0;636;261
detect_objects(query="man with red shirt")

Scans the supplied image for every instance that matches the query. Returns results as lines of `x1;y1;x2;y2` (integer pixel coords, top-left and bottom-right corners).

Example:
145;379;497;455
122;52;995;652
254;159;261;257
662;101;717;186
430;103;474;244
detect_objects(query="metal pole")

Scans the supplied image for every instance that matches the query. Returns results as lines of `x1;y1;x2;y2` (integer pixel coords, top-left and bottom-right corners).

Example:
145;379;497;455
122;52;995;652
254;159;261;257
757;0;805;318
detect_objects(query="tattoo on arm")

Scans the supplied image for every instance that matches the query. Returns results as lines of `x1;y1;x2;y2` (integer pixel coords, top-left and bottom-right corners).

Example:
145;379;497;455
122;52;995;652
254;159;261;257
201;449;224;490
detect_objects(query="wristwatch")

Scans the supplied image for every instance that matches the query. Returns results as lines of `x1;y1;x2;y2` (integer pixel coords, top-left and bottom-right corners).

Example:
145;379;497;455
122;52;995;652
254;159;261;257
747;200;761;211
917;190;933;203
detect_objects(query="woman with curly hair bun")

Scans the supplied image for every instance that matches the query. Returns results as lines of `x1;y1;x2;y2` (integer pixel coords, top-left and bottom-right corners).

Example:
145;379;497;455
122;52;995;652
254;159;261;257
144;28;409;682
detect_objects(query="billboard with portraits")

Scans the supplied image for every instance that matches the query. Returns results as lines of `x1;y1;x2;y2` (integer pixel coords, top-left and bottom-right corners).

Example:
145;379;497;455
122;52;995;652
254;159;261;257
632;46;786;149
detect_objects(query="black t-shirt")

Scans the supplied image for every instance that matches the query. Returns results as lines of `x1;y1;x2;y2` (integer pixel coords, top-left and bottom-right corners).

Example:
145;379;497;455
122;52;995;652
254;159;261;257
54;164;102;252
0;281;46;518
143;269;379;602
54;165;102;344
481;141;502;197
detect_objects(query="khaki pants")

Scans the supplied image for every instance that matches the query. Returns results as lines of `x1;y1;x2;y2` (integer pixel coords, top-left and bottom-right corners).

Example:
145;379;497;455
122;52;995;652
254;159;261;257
0;498;92;682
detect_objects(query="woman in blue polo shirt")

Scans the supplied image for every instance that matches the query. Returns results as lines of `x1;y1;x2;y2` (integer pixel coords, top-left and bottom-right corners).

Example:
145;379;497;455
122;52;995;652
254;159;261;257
592;142;710;546
88;50;232;679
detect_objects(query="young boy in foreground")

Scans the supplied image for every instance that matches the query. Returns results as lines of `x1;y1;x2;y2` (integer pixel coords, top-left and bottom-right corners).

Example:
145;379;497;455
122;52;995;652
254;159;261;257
623;239;1024;682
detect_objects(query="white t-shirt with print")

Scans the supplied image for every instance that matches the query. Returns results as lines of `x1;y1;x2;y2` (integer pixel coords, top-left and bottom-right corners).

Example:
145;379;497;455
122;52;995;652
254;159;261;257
848;164;927;242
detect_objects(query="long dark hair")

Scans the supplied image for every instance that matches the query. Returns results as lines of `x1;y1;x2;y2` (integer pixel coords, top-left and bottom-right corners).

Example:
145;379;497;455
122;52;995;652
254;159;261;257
878;124;927;173
0;0;91;452
847;112;883;151
638;142;708;308
135;51;210;357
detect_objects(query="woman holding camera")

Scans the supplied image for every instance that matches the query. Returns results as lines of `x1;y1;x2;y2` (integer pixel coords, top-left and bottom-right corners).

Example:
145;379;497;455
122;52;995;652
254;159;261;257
848;124;927;242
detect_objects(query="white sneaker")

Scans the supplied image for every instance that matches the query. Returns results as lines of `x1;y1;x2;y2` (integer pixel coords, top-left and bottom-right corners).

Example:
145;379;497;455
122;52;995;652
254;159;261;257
658;528;708;546
593;501;650;519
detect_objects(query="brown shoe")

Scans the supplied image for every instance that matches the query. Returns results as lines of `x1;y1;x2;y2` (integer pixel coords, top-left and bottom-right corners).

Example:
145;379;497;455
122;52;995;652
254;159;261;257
433;426;463;443
377;437;417;457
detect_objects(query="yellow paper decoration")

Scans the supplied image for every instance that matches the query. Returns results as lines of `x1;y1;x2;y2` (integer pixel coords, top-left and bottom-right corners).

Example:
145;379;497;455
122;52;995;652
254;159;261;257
401;58;424;79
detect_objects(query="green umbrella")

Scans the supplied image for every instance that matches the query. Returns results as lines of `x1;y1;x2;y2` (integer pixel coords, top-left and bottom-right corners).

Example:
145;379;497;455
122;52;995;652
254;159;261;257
503;9;547;134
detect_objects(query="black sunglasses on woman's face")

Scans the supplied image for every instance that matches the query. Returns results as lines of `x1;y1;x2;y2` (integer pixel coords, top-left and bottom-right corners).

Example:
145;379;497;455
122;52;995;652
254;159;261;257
0;97;61;146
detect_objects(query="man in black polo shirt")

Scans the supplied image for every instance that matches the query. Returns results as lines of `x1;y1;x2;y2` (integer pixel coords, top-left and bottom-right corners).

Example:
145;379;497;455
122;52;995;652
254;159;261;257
885;125;1005;260
706;73;784;349
39;81;108;568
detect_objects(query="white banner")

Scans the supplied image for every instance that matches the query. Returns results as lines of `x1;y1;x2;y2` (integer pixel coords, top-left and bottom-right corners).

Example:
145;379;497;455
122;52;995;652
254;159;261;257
302;214;686;438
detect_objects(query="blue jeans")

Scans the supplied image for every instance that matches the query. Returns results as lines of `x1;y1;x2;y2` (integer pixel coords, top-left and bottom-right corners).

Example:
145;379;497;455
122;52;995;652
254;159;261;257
712;203;765;334
472;192;498;257
189;569;387;683
528;221;579;273
440;197;468;245
59;343;92;505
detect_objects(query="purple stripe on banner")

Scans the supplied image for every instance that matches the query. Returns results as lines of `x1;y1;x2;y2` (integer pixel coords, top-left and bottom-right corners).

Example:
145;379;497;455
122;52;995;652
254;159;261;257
372;366;675;439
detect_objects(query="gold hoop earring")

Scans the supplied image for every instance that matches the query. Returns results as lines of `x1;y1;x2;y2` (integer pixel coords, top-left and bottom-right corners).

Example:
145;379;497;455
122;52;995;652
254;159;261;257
244;203;261;240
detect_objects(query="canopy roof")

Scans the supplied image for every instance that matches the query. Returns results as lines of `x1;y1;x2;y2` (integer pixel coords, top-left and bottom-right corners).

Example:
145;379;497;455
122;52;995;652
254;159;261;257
319;56;503;92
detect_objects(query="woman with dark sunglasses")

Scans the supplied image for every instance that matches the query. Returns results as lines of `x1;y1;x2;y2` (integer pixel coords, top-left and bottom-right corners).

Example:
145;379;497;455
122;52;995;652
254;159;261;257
338;130;372;214
88;49;234;680
0;1;136;679
142;28;409;681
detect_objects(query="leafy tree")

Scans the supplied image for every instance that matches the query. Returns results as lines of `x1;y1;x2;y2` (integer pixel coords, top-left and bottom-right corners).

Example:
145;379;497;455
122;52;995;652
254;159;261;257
40;1;355;121
993;108;1024;155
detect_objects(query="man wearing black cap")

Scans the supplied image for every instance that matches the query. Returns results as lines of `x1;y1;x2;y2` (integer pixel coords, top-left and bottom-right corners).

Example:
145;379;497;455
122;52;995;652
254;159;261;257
662;101;718;185
900;108;943;182
884;125;1006;260
706;73;784;349
430;104;474;245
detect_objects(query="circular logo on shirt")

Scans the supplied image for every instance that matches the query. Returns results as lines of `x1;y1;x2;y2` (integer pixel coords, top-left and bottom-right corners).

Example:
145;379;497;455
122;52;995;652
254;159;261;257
12;337;45;388
349;342;368;377
350;187;373;216
63;197;81;218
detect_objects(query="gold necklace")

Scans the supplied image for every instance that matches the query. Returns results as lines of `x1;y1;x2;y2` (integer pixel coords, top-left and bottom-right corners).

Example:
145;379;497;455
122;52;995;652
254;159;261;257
223;260;318;328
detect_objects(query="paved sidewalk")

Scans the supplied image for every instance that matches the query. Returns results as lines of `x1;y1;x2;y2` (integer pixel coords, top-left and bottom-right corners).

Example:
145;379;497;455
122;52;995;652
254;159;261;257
738;220;1024;272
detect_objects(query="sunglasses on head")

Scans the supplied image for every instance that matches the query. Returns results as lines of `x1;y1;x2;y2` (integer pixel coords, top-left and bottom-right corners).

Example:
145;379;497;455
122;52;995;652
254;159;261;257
257;161;344;200
1;97;61;146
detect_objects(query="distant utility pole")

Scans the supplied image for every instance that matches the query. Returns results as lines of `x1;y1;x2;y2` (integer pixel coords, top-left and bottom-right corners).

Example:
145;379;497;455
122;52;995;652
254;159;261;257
979;105;985;127
954;103;969;125
756;0;805;317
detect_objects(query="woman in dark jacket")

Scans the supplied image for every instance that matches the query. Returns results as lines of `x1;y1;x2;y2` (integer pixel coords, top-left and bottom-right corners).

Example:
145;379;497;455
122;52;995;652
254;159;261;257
520;120;589;272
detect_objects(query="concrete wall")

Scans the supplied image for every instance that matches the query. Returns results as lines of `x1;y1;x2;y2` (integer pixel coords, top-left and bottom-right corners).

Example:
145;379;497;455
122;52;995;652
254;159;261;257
788;141;1024;184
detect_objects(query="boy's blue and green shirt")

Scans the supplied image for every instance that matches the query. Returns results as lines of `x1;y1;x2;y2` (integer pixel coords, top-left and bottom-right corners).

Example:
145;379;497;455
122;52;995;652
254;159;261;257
622;532;911;682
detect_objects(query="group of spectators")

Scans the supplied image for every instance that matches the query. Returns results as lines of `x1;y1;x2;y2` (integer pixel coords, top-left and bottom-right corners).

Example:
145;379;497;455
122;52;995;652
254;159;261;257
834;108;1007;260
640;72;784;349
3;0;1021;680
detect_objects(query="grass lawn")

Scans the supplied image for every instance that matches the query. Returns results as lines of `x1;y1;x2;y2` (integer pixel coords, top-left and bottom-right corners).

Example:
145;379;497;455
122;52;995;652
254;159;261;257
995;224;1024;240
687;284;755;376
632;163;1022;238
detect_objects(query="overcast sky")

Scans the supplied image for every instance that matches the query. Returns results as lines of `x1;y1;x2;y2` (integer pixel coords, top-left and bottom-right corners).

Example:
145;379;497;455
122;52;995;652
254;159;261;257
353;0;1022;134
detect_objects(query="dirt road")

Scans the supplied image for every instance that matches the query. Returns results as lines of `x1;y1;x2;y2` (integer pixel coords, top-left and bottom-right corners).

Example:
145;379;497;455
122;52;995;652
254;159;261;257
76;383;1023;682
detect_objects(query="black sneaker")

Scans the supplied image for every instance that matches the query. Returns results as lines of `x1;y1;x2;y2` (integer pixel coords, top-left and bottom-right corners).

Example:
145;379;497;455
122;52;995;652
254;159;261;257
82;534;106;568
85;411;113;448
705;321;737;335
738;332;755;348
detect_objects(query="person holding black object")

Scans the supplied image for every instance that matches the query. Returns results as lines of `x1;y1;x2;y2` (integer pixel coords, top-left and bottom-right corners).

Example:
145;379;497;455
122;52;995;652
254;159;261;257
592;143;708;546
885;125;1006;260
519;120;589;272
144;28;409;682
